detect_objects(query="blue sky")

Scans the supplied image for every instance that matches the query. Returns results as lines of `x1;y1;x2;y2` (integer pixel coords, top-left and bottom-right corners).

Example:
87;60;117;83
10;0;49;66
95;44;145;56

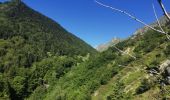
1;0;170;47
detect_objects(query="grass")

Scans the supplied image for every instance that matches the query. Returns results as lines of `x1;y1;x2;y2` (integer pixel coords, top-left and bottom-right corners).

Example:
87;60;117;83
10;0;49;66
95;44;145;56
92;42;169;100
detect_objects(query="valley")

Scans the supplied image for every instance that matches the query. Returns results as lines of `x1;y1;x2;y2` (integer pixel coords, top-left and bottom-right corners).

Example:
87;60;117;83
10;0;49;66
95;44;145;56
0;0;170;100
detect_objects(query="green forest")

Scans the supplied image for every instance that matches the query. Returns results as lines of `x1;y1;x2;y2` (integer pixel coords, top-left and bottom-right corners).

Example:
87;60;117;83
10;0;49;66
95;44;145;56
0;0;170;100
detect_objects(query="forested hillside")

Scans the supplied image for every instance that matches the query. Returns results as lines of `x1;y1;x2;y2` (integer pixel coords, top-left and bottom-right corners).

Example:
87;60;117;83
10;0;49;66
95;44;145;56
0;0;170;100
42;22;170;100
27;21;170;100
0;0;96;99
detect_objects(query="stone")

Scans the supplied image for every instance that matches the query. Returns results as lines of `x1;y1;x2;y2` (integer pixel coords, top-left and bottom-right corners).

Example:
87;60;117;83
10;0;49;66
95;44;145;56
166;76;170;85
159;60;170;73
165;67;170;76
149;69;159;75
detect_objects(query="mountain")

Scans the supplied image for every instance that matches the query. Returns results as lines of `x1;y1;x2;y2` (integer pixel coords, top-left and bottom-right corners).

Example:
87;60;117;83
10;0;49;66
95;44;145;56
97;14;170;52
0;0;96;99
0;0;96;67
41;21;170;100
92;19;170;99
41;17;170;100
0;0;170;100
96;37;121;52
28;15;170;100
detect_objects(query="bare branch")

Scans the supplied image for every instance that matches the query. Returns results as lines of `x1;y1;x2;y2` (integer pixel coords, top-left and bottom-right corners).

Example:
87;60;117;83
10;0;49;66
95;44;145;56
152;4;165;33
157;0;170;21
152;4;170;40
94;0;166;34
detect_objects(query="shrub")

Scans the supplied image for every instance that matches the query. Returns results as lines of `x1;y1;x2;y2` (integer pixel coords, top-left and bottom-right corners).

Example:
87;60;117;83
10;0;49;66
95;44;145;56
164;44;170;56
135;79;154;94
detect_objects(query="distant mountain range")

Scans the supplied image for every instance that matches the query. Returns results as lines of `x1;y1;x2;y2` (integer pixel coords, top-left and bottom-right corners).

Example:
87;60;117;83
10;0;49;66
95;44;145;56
96;13;170;52
96;37;122;52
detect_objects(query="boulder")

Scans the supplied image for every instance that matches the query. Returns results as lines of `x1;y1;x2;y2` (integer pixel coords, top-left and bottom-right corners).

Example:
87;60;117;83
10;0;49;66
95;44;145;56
165;67;170;76
164;67;170;85
159;60;170;73
165;76;170;85
149;69;159;75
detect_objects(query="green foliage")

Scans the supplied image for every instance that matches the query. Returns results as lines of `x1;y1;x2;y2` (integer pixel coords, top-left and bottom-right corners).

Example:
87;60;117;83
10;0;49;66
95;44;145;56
0;0;96;70
0;74;5;96
28;86;47;100
135;79;155;95
11;76;26;98
134;30;165;54
0;0;169;100
40;50;122;100
149;59;160;68
106;80;132;100
27;56;77;95
0;1;96;99
164;43;170;56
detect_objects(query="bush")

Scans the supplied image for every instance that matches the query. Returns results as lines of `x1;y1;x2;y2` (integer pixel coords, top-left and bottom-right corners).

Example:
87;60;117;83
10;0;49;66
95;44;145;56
107;80;132;100
164;44;170;56
11;76;26;98
135;79;154;94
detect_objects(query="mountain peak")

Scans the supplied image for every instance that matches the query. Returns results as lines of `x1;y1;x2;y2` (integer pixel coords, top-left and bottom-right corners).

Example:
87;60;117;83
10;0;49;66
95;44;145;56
96;37;121;52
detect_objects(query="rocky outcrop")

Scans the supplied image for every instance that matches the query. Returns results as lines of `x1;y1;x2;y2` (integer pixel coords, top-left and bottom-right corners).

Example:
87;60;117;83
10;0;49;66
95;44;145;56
159;60;170;73
147;60;170;85
165;67;170;76
96;37;122;52
159;60;170;85
165;67;170;84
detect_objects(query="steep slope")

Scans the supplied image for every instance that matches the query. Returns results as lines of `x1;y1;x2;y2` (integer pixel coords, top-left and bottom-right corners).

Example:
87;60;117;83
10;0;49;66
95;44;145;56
0;0;96;99
32;23;170;100
0;0;96;70
34;40;134;100
0;0;96;56
1;1;170;100
92;23;170;99
26;12;170;100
